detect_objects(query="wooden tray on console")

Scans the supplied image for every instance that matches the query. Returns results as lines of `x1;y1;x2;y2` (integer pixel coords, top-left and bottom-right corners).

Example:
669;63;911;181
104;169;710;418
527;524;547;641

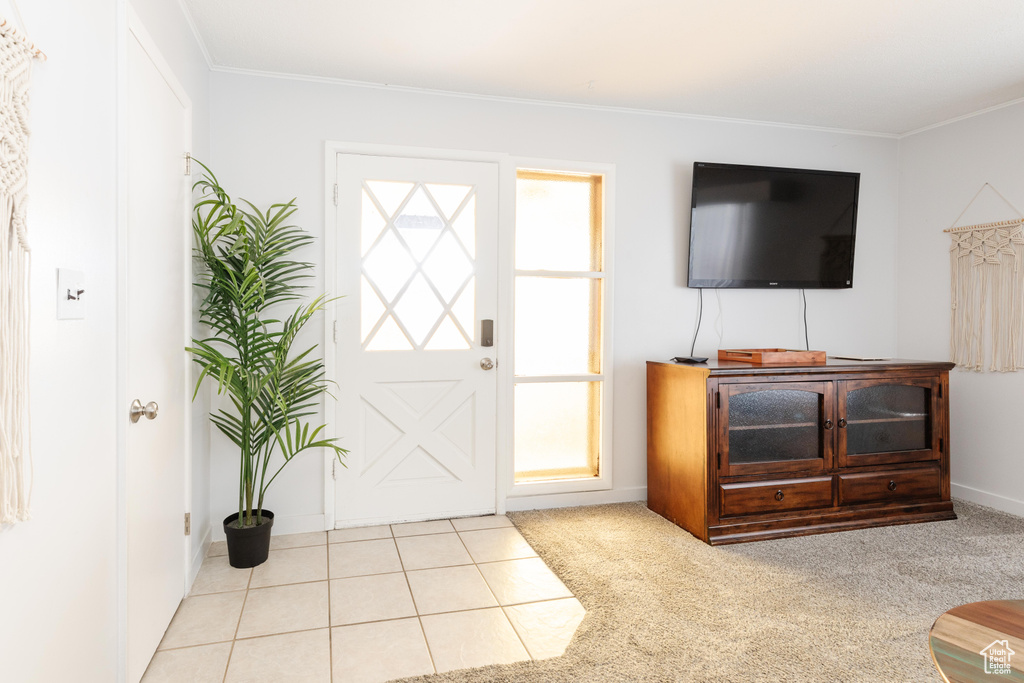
718;348;826;364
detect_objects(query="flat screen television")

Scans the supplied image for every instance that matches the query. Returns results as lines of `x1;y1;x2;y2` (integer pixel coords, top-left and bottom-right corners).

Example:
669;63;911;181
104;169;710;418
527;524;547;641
687;162;860;288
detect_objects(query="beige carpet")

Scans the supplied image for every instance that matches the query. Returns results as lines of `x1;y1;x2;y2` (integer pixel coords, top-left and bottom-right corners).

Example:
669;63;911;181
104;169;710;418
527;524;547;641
403;500;1024;682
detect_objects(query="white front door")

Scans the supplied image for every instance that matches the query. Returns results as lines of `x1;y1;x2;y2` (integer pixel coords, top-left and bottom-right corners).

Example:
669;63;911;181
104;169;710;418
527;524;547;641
334;154;498;525
125;16;190;682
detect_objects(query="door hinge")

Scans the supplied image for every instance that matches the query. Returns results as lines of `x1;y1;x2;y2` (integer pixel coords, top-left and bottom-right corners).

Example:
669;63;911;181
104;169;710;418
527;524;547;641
332;320;338;343
333;184;339;206
184;512;191;536
331;458;338;480
184;152;192;176
939;384;943;398
716;391;721;408
939;437;943;454
717;452;722;469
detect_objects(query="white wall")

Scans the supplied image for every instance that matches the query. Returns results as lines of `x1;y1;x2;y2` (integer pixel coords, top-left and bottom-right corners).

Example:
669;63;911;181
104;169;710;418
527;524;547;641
0;1;209;680
208;72;901;530
898;100;1024;516
0;1;120;680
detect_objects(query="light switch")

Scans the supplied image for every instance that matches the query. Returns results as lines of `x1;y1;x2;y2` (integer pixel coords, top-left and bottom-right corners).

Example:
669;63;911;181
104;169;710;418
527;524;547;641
57;268;86;320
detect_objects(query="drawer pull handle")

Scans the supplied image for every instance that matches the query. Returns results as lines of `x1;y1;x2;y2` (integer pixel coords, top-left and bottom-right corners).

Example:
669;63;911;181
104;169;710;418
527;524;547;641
775;490;785;501
838;418;848;428
888;480;897;491
824;419;833;430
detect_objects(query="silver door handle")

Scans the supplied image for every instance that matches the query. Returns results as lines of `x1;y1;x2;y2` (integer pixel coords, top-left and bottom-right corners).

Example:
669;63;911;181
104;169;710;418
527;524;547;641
130;399;159;423
480;358;494;370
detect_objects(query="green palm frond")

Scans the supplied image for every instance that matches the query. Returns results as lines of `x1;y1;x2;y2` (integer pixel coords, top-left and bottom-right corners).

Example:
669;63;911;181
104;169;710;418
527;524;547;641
189;161;347;528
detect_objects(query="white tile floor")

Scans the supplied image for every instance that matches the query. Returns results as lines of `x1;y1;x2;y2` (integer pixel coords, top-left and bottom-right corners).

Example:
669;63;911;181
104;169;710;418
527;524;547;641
143;515;585;683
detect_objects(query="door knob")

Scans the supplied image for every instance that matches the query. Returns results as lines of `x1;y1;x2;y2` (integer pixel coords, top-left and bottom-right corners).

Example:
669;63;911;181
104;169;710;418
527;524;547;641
480;358;494;370
130;399;159;423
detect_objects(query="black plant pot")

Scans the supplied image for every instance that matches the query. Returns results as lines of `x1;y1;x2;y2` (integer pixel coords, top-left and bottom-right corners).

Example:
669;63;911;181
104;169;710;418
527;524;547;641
223;510;274;568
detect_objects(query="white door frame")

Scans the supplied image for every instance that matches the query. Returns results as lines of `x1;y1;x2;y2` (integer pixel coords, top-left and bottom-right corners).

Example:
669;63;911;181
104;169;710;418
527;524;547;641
116;4;193;679
323;142;513;528
324;142;615;526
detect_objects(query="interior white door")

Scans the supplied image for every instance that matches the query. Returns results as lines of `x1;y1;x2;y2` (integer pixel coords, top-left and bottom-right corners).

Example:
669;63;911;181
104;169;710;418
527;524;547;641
335;154;498;525
125;23;190;683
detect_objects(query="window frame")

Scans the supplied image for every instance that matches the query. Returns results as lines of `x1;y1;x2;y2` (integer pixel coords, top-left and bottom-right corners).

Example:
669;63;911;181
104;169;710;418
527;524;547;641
501;159;615;499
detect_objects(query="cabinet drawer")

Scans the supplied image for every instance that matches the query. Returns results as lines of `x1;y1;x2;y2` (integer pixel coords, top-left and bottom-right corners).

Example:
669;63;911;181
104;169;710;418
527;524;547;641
720;477;833;517
838;466;941;506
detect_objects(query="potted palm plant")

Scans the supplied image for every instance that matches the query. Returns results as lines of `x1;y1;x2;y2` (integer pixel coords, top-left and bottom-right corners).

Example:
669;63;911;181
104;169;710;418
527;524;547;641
189;163;346;568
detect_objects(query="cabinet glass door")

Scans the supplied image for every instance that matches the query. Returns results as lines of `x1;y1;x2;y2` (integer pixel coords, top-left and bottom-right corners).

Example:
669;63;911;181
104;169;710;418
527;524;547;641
720;382;833;476
837;378;940;467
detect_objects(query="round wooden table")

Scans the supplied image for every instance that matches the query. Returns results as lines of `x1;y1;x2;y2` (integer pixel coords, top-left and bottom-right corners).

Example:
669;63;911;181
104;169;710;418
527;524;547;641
930;600;1024;682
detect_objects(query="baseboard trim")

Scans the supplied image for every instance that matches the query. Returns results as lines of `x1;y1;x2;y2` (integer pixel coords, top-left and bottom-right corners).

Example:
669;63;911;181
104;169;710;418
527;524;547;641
505;486;647;512
209;512;327;541
335;507;496;529
952;482;1024;518
188;527;211;589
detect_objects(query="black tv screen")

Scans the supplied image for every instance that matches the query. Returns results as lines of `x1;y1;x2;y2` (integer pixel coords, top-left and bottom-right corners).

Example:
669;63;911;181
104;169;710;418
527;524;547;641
687;162;860;288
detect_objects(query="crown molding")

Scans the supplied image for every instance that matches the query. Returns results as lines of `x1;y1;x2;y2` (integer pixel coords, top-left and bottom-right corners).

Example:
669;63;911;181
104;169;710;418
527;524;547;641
208;64;901;140
900;94;1024;138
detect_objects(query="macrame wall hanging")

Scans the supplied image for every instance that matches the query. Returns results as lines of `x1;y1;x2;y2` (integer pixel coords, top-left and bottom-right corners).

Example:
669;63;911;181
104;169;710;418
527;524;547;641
945;183;1024;373
0;9;44;525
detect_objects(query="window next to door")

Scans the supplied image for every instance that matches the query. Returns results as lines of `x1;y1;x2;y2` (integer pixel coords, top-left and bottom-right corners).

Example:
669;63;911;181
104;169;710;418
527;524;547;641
513;169;608;485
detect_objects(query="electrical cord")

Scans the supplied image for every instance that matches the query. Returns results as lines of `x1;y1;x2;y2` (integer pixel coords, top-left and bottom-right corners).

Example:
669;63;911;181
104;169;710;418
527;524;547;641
801;288;809;350
690;287;703;356
714;288;724;347
688;288;808;355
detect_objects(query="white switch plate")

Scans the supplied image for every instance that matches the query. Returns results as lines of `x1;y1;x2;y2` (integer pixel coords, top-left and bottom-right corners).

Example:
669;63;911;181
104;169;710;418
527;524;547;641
57;268;86;320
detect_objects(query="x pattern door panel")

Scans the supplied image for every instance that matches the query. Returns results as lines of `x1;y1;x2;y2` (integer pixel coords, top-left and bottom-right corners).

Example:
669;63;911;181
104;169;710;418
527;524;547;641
359;381;476;485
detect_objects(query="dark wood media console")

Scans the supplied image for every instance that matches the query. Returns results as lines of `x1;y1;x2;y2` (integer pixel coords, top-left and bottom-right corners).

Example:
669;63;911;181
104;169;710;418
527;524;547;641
646;358;956;544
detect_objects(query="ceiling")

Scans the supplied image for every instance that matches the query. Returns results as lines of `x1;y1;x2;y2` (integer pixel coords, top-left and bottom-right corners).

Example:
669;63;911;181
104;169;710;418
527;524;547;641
183;0;1024;135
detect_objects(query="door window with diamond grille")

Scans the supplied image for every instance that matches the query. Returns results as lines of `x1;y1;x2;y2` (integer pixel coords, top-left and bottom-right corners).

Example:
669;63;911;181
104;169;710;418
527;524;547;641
360;180;478;351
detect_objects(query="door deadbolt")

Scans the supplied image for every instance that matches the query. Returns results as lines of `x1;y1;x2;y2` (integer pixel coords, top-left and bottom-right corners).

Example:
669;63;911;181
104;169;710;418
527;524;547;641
481;319;494;347
130;399;159;423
